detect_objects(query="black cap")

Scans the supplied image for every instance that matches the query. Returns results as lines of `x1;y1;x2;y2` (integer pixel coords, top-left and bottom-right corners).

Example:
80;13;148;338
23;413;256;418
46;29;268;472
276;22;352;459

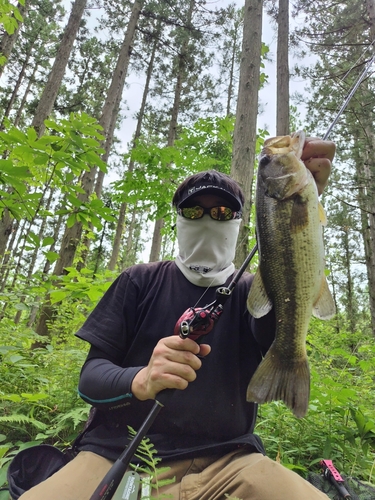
174;170;244;211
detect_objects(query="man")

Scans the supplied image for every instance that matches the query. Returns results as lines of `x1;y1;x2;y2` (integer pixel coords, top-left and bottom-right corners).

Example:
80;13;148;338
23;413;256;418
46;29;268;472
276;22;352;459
20;137;335;499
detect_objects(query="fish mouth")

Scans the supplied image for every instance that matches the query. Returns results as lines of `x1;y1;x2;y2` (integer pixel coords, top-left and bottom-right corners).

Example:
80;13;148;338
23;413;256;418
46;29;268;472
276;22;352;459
258;131;309;200
261;130;305;159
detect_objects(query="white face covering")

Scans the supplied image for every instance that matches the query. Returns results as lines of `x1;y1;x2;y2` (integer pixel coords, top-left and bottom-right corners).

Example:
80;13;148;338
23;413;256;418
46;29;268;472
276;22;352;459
175;215;241;287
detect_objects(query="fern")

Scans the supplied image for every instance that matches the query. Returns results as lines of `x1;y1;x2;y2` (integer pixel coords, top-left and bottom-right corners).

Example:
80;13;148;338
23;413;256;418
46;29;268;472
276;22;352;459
127;426;174;499
0;415;47;430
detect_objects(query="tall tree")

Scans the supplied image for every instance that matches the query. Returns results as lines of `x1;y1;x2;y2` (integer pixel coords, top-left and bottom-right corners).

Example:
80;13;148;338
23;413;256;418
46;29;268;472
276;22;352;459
276;0;289;135
360;0;375;334
215;4;243;117
147;0;217;261
35;0;144;336
231;0;263;268
31;0;88;136
292;0;375;333
108;19;161;271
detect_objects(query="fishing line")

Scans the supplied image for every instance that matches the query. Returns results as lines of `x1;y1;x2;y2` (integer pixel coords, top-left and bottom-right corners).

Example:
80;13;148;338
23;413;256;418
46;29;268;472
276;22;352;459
340;39;375;82
191;277;216;308
323;51;375;140
309;40;375;134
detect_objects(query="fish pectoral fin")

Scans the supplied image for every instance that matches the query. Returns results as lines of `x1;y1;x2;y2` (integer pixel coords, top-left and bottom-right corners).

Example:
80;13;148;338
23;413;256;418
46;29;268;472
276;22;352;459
318;202;327;226
312;275;336;319
247;269;273;318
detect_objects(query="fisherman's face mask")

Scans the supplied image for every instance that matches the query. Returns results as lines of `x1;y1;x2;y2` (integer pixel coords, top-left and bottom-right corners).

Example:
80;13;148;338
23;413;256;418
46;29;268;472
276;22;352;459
175;214;241;287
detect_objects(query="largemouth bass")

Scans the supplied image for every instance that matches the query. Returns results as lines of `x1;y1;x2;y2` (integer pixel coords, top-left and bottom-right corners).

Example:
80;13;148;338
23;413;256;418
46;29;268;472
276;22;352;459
247;130;335;418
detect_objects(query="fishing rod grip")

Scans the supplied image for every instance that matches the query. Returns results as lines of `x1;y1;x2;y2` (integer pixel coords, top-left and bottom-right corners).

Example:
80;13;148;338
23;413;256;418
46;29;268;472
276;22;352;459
154;388;174;406
90;458;129;500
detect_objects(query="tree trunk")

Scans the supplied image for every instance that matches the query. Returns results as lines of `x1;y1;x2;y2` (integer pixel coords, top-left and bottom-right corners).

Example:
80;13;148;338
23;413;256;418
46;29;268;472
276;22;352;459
35;0;144;337
108;22;159;270
14;60;38;127
342;226;356;334
31;0;88;136
148;0;195;262
0;220;19;290
149;219;164;262
27;211;65;328
78;0;144;270
1;50;30;127
226;28;239;117
231;0;263;268
14;188;55;324
49;0;142;276
357;132;375;335
0;1;28;78
0;208;13;261
358;0;375;334
276;0;289;135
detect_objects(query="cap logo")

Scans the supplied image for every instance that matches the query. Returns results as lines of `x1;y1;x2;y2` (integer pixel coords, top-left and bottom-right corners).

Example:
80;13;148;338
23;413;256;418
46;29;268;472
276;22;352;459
187;185;227;195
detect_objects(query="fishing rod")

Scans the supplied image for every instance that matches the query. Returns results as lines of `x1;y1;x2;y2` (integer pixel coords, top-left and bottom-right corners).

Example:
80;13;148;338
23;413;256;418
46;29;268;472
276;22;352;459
90;53;375;500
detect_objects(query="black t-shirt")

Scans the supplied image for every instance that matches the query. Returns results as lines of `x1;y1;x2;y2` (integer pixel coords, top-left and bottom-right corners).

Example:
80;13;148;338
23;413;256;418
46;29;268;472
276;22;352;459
75;260;275;462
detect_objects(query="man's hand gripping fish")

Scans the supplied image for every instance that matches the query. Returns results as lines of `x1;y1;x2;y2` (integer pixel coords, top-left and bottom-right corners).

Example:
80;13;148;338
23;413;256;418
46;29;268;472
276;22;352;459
247;131;336;418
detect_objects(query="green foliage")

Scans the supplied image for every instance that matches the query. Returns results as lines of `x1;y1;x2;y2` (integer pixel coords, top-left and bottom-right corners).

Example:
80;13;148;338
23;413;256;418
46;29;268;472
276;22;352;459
128;427;175;499
256;316;375;482
0;323;91;490
0;0;24;36
0;113;108;226
114;115;236;223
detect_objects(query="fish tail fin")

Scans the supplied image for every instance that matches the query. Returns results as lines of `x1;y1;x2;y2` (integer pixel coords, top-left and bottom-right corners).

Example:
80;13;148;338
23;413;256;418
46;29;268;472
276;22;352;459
246;346;310;418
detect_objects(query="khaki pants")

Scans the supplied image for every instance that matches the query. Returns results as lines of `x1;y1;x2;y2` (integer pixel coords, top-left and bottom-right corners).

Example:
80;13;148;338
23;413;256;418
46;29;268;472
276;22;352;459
19;449;330;500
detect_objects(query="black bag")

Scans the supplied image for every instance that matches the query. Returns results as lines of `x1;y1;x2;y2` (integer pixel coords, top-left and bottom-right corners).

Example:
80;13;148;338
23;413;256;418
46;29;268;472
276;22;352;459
6;444;71;499
307;471;375;500
6;408;97;499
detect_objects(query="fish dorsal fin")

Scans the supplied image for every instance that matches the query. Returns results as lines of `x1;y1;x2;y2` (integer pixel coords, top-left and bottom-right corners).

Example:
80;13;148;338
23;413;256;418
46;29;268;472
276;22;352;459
247;269;273;318
312;275;336;319
319;202;327;227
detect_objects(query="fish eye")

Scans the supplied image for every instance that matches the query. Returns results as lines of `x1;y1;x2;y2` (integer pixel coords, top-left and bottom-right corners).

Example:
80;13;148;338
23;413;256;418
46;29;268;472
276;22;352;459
259;155;271;167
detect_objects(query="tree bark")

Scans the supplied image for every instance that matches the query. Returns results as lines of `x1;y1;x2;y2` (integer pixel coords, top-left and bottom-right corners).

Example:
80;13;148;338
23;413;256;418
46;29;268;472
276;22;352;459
1;41;34;128
226;24;240;117
231;0;263;268
276;0;289;135
14;59;38;127
35;0;144;337
31;0;88;136
0;220;19;290
357;129;375;335
78;0;145;270
359;0;375;334
0;208;13;261
108;22;159;271
148;0;195;262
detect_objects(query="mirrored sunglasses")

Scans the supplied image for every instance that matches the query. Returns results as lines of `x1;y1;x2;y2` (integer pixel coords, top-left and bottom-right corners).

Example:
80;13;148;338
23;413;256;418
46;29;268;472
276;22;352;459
177;206;242;221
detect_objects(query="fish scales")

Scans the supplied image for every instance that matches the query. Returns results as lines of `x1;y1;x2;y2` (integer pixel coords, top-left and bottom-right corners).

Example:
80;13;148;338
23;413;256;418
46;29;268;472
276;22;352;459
247;131;335;418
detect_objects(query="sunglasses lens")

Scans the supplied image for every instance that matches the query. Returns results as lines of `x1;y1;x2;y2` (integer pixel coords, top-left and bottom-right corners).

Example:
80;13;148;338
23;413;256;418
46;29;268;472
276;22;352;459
179;206;239;220
181;206;204;219
210;206;234;221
